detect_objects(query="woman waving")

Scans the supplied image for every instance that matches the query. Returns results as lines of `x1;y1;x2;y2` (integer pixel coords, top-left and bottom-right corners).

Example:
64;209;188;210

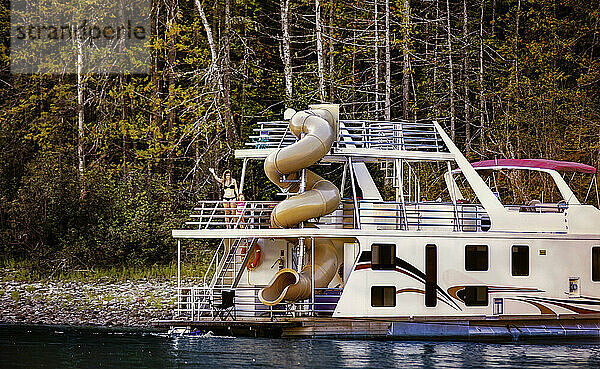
209;168;239;227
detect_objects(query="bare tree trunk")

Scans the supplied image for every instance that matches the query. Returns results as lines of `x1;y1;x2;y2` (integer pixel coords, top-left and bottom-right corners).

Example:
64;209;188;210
514;0;520;87
402;0;410;120
195;0;217;65
117;4;129;180
329;0;335;101
74;34;88;196
463;0;471;154
223;0;235;142
352;26;356;118
77;40;85;182
280;0;293;102
167;0;177;184
479;0;485;152
384;0;391;120
433;0;440;116
194;0;232;143
446;0;456;141
316;0;325;101
590;19;598;75
505;0;520;151
374;0;380;117
491;0;496;37
150;0;161;173
120;74;129;180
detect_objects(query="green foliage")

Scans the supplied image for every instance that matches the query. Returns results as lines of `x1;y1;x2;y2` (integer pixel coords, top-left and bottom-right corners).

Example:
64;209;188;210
0;0;599;275
2;159;188;270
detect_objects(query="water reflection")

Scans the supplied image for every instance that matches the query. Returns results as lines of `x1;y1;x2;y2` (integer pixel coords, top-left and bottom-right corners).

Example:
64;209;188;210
1;325;600;368
461;343;485;368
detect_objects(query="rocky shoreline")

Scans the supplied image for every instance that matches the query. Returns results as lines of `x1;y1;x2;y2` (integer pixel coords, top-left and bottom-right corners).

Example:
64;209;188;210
0;272;185;328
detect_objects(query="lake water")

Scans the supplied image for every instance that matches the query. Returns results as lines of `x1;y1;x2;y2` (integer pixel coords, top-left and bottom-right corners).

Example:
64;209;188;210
1;324;600;368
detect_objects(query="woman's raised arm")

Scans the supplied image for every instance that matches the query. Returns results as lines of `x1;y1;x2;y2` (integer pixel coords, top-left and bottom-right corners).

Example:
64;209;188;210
209;168;222;184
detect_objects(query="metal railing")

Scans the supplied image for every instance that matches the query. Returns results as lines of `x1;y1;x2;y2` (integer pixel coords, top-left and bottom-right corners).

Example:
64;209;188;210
186;201;277;229
338;120;446;152
182;199;495;233
354;200;491;232
245;119;447;153
175;286;342;321
246;121;296;149
506;203;568;213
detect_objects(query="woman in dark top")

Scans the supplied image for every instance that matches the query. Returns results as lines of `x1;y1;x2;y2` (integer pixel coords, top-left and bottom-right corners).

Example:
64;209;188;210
209;168;239;227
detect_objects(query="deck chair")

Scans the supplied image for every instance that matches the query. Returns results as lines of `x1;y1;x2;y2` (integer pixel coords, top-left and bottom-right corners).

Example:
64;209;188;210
214;290;236;320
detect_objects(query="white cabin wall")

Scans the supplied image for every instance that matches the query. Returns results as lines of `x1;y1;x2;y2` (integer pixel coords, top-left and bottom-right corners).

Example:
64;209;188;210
245;238;347;289
334;235;600;318
247;239;289;286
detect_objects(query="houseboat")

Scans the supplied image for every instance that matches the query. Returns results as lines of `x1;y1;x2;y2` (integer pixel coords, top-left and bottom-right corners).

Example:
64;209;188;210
156;104;600;340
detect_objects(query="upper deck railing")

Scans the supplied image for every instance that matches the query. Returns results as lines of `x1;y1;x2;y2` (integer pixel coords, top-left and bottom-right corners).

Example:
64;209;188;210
180;199;493;233
245;120;448;153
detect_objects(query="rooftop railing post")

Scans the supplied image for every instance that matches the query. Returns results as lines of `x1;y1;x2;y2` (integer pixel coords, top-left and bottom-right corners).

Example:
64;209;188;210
448;161;460;231
397;158;408;230
239;158;248;194
348;157;361;229
596;176;599;208
340;162;347;199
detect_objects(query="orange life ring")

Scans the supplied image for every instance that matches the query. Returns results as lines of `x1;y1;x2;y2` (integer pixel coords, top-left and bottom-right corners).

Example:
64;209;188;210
247;245;263;270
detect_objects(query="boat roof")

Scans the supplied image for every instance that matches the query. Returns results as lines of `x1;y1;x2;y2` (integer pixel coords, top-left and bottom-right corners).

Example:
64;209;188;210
471;159;596;174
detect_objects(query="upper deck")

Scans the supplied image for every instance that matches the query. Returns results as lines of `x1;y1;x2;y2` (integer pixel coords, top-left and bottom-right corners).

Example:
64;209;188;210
173;113;600;239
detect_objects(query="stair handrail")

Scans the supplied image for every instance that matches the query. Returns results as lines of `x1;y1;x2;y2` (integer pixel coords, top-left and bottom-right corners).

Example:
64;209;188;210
203;237;227;287
217;238;243;286
232;238;257;288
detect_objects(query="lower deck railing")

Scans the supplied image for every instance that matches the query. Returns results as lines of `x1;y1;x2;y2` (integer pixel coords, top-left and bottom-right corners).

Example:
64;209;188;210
175;286;342;320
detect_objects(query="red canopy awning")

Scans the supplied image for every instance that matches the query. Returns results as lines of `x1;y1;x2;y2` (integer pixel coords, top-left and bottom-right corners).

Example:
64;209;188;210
471;159;596;174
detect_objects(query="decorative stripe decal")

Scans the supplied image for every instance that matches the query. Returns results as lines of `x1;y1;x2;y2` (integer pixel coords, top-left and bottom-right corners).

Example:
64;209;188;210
506;298;556;315
447;286;464;301
355;252;461;310
396;288;457;309
517;296;600;306
355;252;600;316
488;287;544;293
517;296;600;314
448;285;546;302
397;288;425;295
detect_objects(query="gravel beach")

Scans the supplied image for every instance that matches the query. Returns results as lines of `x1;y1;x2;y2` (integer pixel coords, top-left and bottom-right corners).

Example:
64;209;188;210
0;271;184;327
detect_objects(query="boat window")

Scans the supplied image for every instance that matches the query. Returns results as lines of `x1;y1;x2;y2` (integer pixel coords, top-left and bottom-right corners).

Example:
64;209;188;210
372;243;395;270
425;244;437;307
593;247;600;282
465;245;488;271
512;245;529;276
460;286;488;306
371;286;396;307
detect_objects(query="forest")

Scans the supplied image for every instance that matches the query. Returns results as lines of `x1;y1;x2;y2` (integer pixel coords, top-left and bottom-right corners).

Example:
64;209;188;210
0;0;599;273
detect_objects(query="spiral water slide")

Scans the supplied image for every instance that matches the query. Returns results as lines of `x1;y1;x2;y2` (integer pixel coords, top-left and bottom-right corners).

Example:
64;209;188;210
259;108;341;306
